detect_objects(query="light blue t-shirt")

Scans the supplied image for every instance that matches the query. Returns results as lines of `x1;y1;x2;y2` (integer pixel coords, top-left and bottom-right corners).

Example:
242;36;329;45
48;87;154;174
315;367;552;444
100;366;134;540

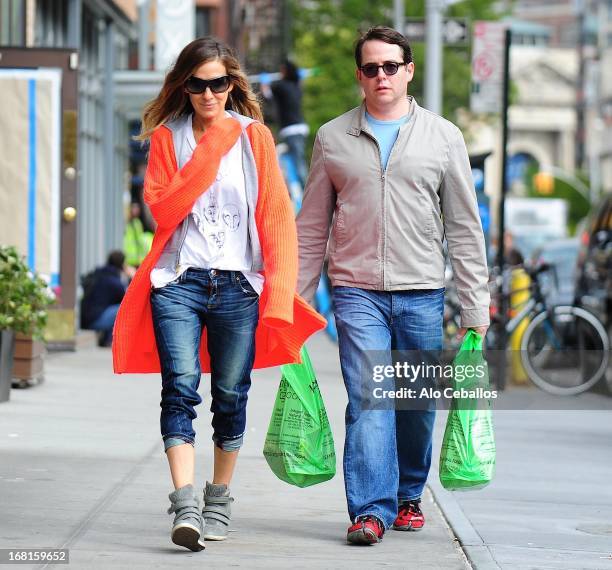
365;111;410;171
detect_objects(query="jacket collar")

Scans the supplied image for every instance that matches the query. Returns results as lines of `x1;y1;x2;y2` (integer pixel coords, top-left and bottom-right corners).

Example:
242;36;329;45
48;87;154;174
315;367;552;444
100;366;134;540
164;110;258;134
346;96;418;136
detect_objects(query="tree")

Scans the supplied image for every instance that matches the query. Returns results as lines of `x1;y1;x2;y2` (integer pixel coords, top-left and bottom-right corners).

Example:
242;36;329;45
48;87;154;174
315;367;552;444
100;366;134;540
525;163;591;235
292;0;503;142
292;0;388;135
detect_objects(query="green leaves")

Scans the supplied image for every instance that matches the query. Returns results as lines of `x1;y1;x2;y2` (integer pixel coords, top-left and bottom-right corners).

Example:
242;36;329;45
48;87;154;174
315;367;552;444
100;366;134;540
292;0;502;140
293;0;389;148
0;246;55;338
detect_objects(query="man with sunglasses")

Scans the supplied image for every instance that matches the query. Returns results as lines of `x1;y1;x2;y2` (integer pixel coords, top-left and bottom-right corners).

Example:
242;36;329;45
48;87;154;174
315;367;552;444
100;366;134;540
297;26;490;545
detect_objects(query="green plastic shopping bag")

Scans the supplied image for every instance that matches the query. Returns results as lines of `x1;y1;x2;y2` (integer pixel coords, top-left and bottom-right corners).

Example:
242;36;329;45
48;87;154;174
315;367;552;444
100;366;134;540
263;346;336;487
439;330;496;490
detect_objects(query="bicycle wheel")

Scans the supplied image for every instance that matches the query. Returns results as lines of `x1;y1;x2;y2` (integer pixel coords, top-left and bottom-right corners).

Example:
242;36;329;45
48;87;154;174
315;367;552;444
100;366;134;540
520;305;610;396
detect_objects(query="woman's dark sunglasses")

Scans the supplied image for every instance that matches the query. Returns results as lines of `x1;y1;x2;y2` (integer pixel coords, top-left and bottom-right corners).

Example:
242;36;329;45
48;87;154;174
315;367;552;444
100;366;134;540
360;61;406;78
185;75;231;94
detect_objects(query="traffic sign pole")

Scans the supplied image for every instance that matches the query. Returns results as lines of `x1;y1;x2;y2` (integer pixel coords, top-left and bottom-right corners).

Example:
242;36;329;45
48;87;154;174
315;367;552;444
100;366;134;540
394;0;405;34
425;0;443;115
496;27;512;392
496;28;511;276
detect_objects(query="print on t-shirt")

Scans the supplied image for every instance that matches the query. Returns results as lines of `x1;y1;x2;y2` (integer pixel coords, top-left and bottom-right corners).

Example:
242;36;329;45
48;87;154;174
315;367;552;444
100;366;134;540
204;195;219;225
209;231;225;249
222;204;240;231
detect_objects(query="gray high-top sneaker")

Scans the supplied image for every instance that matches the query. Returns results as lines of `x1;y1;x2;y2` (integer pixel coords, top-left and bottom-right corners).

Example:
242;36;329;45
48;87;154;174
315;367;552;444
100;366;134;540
167;484;205;551
202;481;234;540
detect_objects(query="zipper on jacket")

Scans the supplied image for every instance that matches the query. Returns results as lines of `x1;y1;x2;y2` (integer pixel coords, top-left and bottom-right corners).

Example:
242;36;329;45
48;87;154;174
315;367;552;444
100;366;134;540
363;131;387;288
240;130;259;272
174;217;190;274
244;167;255;272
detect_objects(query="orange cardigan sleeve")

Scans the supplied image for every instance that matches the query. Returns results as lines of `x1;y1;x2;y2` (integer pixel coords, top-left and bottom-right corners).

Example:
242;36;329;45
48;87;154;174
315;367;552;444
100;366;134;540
248;123;298;328
144;118;242;229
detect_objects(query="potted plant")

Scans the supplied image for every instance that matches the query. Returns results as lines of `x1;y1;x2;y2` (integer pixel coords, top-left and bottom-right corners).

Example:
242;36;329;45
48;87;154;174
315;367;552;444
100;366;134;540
0;246;55;402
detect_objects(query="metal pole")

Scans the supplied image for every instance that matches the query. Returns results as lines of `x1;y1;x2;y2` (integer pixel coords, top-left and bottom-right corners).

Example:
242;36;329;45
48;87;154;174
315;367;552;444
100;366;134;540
588;120;602;204
575;0;586;170
425;0;443;114
104;19;118;251
138;0;150;71
393;0;405;34
496;28;511;392
67;0;82;49
496;29;511;278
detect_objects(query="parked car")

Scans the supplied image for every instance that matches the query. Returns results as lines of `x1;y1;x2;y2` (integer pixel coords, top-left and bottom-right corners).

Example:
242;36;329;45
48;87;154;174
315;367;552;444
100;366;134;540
530;238;580;306
575;194;612;329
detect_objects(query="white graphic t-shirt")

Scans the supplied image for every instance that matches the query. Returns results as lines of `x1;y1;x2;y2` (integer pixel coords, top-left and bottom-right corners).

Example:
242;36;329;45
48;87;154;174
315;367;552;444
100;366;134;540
150;113;264;294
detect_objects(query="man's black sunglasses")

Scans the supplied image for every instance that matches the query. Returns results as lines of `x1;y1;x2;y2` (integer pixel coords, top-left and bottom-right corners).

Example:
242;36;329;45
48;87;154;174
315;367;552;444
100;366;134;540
359;61;407;79
185;75;231;94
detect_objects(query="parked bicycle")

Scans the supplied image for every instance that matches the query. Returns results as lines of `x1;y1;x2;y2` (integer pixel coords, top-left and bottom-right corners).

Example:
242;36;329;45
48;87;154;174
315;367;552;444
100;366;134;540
487;262;609;396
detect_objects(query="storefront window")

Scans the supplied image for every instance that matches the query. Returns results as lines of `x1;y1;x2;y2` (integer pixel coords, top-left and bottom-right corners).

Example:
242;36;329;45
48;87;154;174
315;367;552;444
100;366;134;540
0;0;25;46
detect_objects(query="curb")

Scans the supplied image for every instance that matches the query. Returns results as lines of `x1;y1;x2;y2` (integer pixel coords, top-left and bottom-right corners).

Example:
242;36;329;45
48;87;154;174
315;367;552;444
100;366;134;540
428;478;501;570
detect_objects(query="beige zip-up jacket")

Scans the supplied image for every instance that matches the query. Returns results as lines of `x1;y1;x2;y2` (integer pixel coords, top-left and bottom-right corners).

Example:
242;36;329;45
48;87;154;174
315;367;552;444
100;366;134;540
296;98;490;328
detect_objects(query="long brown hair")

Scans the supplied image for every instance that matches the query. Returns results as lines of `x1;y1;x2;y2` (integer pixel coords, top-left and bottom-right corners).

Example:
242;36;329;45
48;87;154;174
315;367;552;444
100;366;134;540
137;37;262;140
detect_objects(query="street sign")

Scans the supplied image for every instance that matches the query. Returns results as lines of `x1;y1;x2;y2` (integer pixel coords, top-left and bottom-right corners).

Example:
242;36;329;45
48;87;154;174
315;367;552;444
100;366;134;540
155;0;195;72
470;21;507;114
404;18;469;45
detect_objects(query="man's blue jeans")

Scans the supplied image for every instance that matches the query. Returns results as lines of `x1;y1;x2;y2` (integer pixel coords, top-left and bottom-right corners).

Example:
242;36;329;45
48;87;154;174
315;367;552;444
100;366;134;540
332;286;444;529
150;269;259;452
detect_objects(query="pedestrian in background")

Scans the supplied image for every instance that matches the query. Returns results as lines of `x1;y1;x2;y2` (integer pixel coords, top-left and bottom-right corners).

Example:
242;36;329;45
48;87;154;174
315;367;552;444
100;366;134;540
297;26;490;545
112;37;324;552
261;59;309;187
123;202;153;268
80;250;127;347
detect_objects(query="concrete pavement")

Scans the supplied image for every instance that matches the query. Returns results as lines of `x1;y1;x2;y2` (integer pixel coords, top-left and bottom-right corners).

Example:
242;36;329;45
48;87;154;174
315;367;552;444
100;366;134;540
4;329;610;569
430;402;612;570
0;332;468;569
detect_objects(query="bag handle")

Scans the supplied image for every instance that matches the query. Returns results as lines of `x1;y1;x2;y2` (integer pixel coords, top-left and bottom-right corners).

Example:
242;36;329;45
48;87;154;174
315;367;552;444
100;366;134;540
459;329;483;352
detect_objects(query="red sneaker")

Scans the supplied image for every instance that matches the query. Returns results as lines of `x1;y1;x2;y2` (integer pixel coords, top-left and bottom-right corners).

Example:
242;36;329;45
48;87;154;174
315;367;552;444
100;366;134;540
393;499;425;531
347;515;385;545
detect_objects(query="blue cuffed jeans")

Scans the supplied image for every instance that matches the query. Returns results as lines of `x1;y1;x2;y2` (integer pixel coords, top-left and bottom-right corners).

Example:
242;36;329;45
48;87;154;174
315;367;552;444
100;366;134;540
150;268;259;453
332;286;444;529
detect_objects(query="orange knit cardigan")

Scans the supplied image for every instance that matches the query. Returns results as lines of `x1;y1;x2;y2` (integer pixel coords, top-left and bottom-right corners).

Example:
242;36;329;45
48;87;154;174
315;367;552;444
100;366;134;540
112;116;326;374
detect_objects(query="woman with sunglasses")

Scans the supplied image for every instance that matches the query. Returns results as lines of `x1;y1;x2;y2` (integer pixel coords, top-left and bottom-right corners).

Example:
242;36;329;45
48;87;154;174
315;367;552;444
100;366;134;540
112;37;325;552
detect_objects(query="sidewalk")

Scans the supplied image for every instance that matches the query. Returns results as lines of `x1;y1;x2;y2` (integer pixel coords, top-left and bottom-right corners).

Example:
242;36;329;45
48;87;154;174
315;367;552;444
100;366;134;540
430;399;612;570
0;332;468;569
